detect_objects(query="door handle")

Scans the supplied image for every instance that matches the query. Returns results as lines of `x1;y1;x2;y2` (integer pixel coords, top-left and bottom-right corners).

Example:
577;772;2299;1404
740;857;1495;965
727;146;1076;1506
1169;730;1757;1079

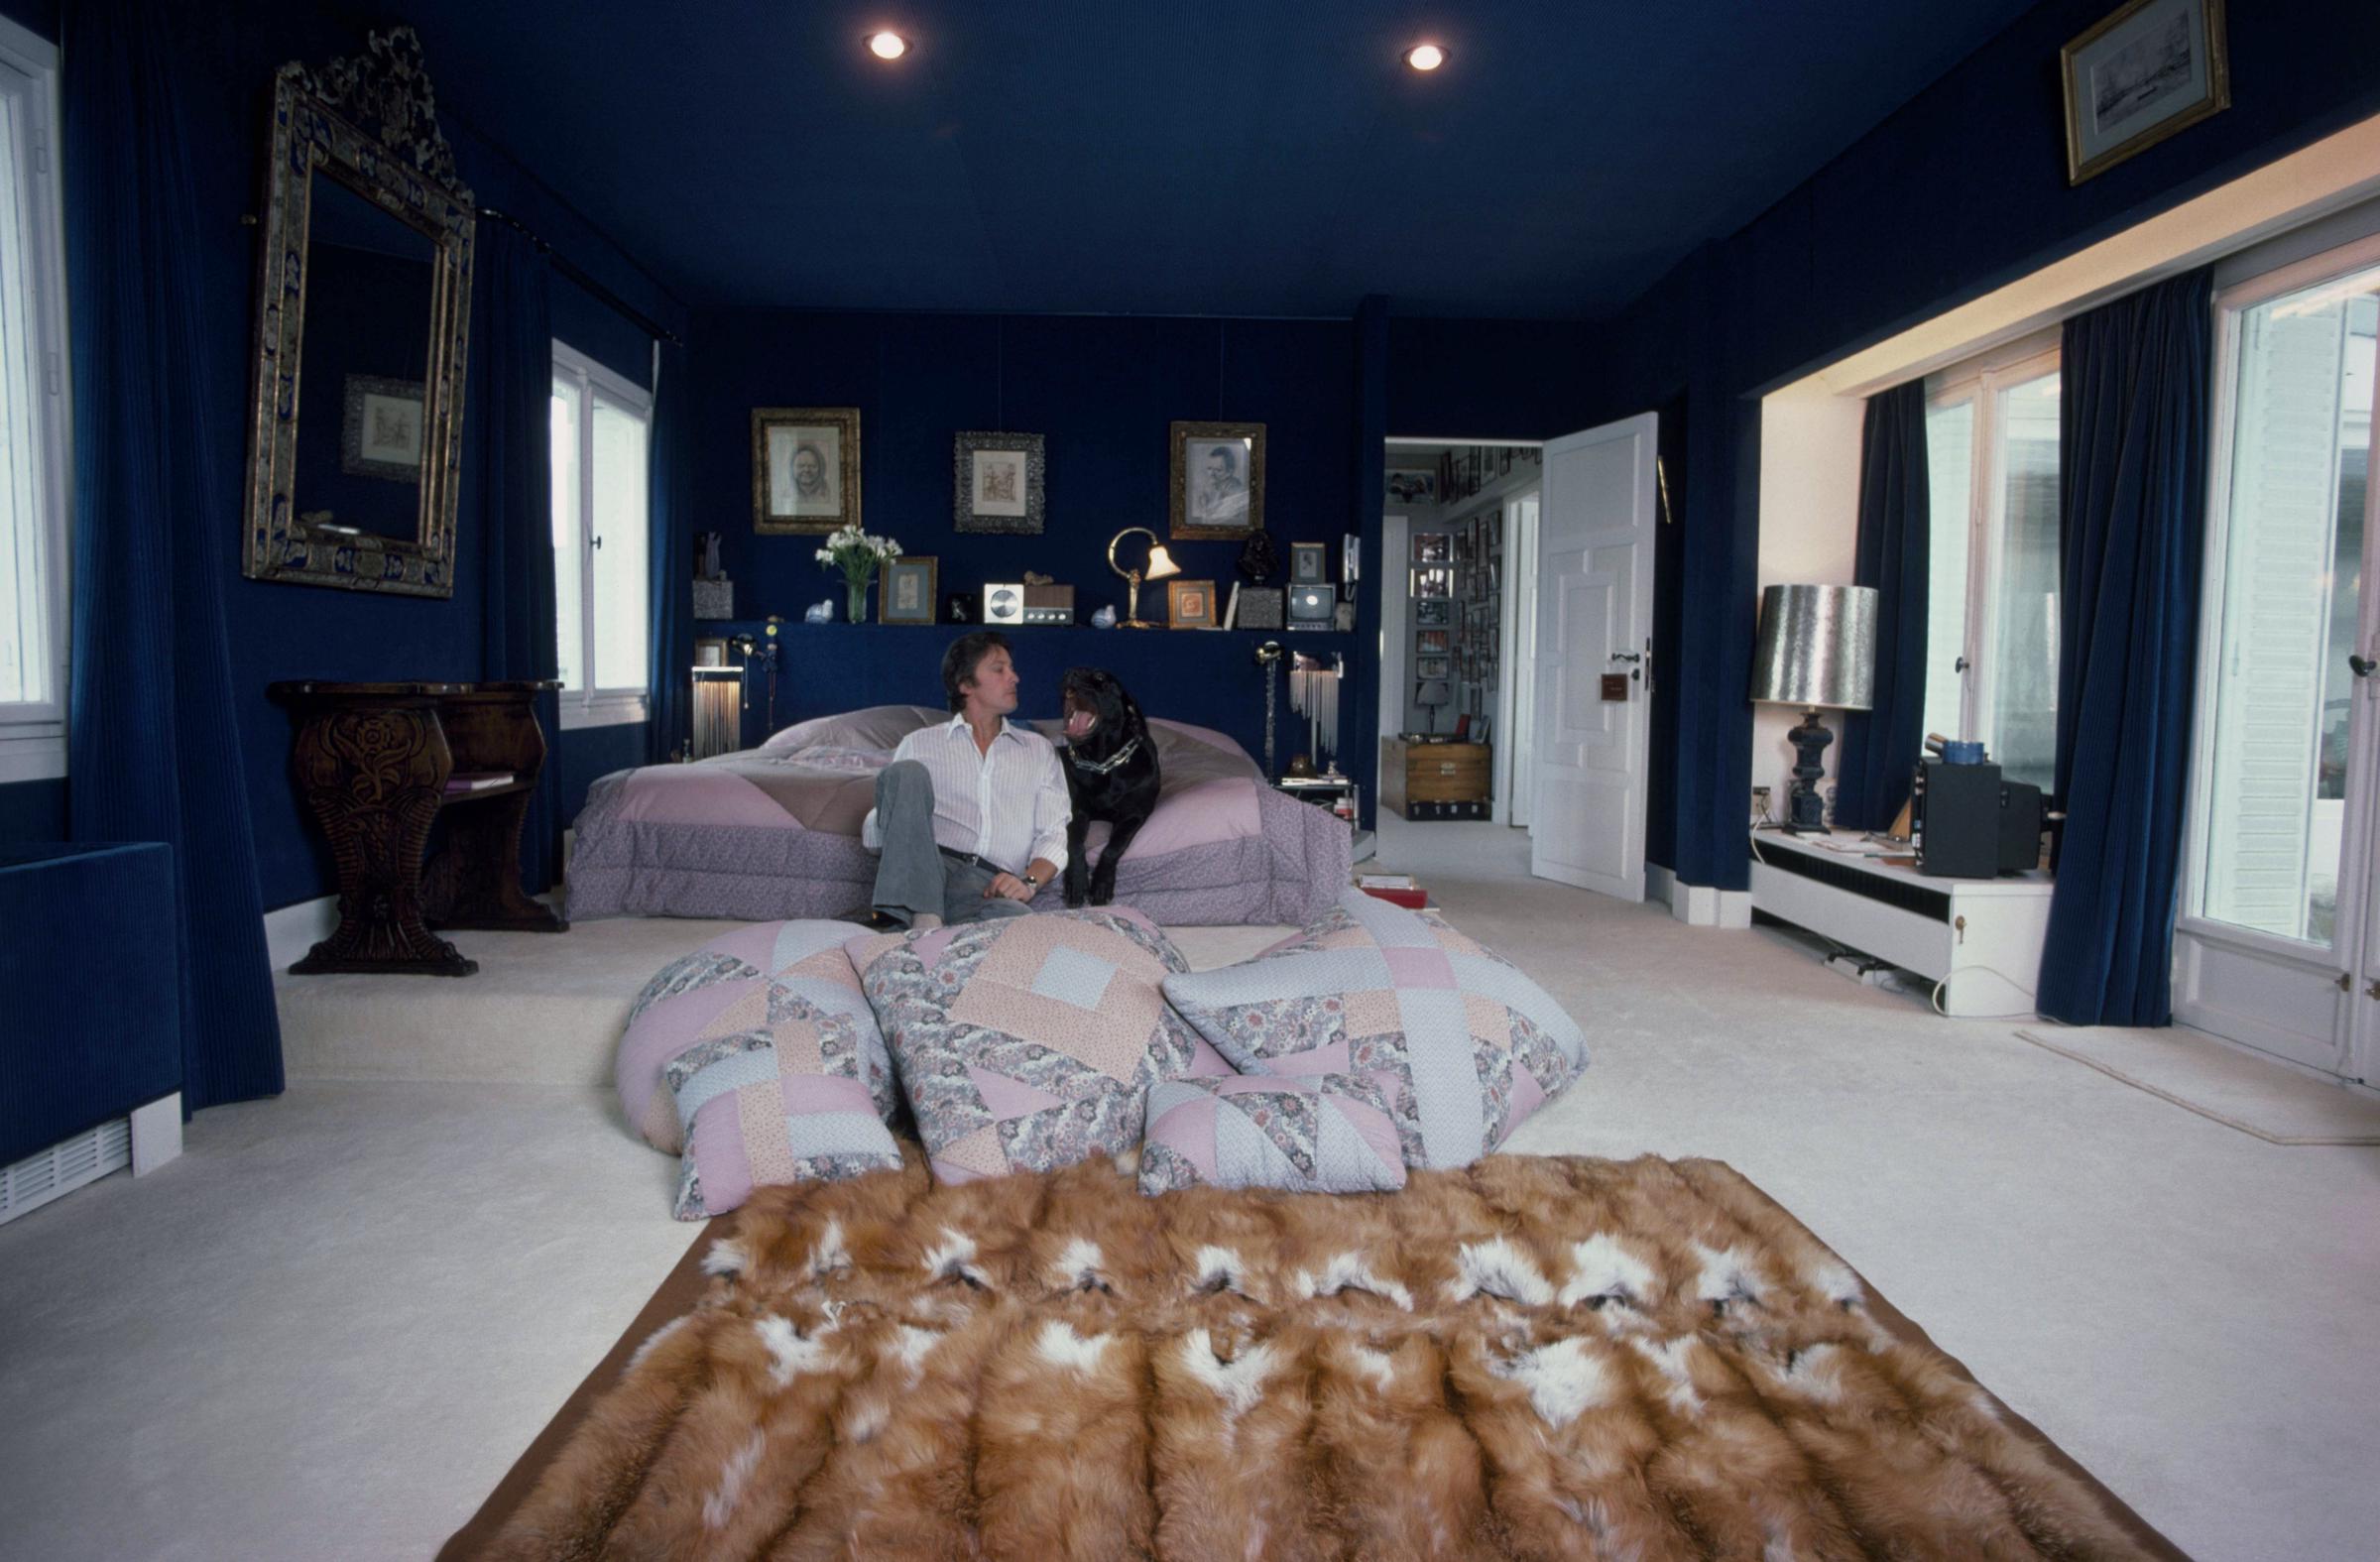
1608;652;1642;663
2350;654;2375;678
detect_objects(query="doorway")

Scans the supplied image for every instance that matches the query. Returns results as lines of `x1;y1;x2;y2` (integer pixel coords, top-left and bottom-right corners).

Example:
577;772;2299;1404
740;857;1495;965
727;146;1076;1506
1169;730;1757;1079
2176;231;2380;1086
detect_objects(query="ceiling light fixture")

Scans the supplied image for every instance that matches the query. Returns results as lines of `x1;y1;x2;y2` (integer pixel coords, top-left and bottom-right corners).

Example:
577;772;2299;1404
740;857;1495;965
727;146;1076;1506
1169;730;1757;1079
1403;43;1447;71
868;31;908;60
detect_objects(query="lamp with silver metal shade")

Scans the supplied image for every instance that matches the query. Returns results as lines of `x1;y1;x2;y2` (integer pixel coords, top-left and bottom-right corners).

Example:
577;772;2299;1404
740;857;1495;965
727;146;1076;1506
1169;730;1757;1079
1748;583;1876;832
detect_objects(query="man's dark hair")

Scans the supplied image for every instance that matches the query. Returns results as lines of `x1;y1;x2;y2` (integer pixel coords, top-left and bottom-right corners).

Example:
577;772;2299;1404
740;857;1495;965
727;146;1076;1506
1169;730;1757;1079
1205;443;1239;476
942;630;1012;712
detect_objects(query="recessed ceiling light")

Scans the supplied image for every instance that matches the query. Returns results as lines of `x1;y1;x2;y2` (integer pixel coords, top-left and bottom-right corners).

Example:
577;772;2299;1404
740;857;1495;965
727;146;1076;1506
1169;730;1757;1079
868;31;908;60
1404;43;1447;71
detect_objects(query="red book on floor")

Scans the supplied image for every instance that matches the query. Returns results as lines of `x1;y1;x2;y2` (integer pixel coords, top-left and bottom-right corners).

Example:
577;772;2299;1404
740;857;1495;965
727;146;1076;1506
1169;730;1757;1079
1359;886;1428;908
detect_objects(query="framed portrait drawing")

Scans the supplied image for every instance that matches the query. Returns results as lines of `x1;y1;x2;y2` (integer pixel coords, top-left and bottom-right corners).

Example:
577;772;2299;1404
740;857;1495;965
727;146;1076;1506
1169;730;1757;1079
1167;578;1218;629
341;375;425;482
1385;467;1435;505
881;556;938;625
953;431;1046;535
1289;541;1328;586
2062;0;2228;184
1170;421;1265;541
753;407;861;535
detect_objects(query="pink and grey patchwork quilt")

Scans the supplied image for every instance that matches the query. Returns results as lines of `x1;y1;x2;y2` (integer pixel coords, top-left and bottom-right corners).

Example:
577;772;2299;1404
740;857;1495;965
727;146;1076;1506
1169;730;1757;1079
565;707;1350;927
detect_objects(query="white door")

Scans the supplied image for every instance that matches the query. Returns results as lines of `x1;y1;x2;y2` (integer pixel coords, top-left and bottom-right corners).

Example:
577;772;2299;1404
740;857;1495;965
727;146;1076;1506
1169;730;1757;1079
1499;492;1540;827
1530;414;1658;898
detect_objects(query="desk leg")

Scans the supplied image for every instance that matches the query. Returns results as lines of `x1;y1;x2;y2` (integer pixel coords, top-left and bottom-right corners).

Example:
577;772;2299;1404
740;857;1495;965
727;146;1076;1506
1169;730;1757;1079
426;787;569;933
288;707;477;977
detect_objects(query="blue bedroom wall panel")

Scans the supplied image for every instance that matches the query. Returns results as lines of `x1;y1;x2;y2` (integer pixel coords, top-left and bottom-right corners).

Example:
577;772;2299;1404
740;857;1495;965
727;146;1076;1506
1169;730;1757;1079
557;720;648;827
0;842;179;1165
0;778;64;843
1579;0;2380;893
66;0;688;913
688;308;1371;814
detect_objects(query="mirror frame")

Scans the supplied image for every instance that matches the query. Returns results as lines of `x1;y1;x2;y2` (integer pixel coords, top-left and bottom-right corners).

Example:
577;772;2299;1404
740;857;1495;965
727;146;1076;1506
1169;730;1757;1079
242;28;475;596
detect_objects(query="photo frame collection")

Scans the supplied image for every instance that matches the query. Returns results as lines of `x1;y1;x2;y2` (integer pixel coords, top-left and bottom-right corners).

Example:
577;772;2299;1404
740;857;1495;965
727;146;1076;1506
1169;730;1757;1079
1409;514;1501;740
1432;443;1540;505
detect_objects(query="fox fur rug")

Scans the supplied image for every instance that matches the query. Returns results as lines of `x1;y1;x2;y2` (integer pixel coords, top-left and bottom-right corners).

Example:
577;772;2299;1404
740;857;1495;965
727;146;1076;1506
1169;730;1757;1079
480;1150;2154;1561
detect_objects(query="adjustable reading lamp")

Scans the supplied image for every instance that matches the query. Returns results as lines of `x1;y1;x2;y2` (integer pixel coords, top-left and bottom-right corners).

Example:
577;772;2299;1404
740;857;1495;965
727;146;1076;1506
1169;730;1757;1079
1107;526;1181;629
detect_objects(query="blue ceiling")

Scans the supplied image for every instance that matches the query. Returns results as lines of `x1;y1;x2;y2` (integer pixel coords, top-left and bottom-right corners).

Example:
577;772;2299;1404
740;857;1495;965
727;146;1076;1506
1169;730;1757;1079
392;0;2044;320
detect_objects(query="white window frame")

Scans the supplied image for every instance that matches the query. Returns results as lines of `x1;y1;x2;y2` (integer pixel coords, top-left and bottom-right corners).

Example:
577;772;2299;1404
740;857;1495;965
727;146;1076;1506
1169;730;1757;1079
0;18;70;783
549;339;652;731
1924;328;2060;759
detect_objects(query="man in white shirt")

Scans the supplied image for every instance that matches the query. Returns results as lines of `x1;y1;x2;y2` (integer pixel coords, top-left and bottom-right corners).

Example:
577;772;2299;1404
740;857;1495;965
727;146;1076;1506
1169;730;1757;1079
851;631;1071;930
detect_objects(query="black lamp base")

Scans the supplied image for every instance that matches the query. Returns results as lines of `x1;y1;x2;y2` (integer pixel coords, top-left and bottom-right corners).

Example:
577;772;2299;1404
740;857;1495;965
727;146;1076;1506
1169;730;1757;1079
1782;708;1834;833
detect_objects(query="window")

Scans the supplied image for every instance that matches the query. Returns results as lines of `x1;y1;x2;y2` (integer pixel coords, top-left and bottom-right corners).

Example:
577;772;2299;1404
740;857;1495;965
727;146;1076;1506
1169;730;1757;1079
549;341;652;729
0;19;68;782
2192;240;2380;945
1923;336;2062;794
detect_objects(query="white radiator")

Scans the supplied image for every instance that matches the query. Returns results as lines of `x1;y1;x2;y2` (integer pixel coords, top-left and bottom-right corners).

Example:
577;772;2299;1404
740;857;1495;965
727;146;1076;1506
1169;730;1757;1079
1;1117;132;1227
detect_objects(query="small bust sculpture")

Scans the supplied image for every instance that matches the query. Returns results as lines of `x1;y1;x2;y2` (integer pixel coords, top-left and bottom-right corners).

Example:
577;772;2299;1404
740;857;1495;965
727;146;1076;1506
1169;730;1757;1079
1237;533;1278;584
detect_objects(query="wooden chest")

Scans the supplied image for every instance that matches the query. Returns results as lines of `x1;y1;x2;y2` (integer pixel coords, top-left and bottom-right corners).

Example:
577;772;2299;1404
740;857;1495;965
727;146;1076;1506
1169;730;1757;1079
1381;737;1491;815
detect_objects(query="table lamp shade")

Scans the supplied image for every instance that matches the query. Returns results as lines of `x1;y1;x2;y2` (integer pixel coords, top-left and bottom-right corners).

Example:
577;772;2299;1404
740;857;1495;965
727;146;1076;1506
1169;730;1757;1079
1749;584;1877;711
1143;544;1182;582
1415;679;1452;706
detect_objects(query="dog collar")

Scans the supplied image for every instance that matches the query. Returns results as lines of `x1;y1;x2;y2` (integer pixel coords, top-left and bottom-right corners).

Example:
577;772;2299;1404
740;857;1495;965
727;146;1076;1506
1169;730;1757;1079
1064;735;1143;776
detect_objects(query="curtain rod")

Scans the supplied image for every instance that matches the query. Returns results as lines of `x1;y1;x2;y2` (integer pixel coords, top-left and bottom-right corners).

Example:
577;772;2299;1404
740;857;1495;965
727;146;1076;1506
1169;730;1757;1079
477;204;684;347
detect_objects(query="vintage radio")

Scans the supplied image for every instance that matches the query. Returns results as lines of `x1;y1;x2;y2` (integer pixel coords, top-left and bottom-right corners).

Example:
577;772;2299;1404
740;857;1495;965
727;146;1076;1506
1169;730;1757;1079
1021;582;1075;625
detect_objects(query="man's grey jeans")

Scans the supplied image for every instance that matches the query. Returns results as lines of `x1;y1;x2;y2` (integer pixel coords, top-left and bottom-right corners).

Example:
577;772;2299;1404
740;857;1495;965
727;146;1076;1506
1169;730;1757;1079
870;760;1034;927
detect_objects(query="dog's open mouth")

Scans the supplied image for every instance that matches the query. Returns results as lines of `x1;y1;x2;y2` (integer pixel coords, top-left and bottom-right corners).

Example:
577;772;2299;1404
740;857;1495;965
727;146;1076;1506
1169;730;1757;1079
1062;691;1099;740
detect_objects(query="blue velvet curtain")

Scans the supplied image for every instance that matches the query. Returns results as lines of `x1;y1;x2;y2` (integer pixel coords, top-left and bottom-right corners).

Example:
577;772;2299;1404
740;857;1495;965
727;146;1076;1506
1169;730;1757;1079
2038;269;2213;1026
647;337;692;763
472;224;564;894
1836;381;1931;832
61;0;283;1111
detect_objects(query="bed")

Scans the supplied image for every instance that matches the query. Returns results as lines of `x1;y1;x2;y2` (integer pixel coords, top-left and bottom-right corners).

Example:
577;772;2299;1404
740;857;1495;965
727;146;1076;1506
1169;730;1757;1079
564;706;1351;927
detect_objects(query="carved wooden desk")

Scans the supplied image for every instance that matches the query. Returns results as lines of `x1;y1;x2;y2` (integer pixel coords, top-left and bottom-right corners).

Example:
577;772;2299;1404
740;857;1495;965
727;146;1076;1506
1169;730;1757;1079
269;680;568;977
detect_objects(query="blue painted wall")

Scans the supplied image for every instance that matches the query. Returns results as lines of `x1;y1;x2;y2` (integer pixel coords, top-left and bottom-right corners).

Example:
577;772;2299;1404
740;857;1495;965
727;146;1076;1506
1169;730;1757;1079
1579;0;2380;891
685;308;1373;811
0;0;685;910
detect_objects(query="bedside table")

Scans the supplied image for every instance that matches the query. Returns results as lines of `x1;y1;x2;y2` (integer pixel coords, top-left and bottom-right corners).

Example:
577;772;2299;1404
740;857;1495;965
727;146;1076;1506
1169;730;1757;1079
1273;775;1359;823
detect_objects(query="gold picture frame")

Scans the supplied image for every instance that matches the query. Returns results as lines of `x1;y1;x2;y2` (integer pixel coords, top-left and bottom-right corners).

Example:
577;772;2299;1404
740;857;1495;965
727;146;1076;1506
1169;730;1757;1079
1169;421;1265;541
2061;0;2229;185
1166;578;1218;629
880;556;939;625
752;407;862;535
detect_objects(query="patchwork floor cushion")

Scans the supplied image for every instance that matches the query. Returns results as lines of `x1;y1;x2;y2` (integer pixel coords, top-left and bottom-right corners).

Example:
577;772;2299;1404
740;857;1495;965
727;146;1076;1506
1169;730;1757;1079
618;920;898;1153
662;1022;904;1220
850;906;1223;1184
1162;889;1587;1169
1138;1073;1407;1195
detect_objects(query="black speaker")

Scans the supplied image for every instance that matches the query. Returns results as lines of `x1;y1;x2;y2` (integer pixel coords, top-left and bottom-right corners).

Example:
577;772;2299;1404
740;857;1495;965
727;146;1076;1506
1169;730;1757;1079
1998;781;2044;873
1914;759;2003;878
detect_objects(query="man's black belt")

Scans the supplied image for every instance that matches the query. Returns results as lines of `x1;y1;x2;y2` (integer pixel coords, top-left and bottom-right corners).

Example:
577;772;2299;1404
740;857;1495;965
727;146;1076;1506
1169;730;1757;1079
937;845;1016;879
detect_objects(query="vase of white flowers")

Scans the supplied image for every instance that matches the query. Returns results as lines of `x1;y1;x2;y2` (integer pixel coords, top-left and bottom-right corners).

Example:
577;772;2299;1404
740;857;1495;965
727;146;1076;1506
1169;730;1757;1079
815;525;902;624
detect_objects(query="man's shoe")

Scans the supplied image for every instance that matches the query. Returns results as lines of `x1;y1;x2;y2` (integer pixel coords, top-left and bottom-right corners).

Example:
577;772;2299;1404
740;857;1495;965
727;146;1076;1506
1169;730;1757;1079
835;905;907;932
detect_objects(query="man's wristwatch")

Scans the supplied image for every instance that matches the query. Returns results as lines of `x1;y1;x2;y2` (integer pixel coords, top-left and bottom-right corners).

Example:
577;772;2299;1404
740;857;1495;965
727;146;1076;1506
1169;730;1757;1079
1020;870;1044;892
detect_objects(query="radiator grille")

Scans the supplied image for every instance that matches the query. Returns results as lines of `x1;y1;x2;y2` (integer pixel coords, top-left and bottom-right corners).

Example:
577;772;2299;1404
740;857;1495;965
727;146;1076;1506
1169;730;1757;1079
0;1118;132;1226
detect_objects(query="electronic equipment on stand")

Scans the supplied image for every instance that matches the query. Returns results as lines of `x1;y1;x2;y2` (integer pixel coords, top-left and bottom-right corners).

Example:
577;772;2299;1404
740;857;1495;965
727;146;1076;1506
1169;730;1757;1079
1911;733;2044;878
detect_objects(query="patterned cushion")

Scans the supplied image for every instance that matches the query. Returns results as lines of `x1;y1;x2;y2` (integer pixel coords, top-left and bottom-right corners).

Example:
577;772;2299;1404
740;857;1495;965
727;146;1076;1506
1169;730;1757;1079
850;907;1216;1184
663;1022;904;1220
1138;1073;1407;1195
618;920;896;1153
1160;890;1587;1170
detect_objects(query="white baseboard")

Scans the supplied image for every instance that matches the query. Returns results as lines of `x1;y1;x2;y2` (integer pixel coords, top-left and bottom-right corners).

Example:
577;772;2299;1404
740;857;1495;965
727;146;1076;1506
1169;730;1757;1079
1647;866;1751;929
131;1092;182;1175
264;894;339;972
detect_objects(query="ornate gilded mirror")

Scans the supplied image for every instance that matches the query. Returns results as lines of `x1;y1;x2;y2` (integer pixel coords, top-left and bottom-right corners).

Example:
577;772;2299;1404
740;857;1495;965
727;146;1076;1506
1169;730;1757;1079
243;28;474;596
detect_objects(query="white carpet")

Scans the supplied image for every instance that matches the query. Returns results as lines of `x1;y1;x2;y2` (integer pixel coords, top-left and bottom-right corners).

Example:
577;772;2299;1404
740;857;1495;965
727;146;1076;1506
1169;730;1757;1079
3;818;2376;1560
2015;1023;2380;1144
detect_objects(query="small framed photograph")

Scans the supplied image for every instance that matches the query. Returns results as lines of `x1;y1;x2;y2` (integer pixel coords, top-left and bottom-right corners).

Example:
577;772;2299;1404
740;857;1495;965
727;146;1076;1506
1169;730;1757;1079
1386;467;1435;505
1416;656;1450;680
880;556;939;625
1167;578;1218;629
694;638;729;668
1413;533;1449;563
1290;541;1328;586
1410;566;1454;599
1415;597;1451;627
953;431;1046;535
1416;629;1450;656
2062;0;2229;184
341;375;425;482
1170;421;1265;541
753;407;861;535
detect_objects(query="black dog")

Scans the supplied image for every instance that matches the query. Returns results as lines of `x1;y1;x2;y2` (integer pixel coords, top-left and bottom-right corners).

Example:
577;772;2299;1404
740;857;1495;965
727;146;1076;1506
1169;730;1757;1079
1057;667;1162;907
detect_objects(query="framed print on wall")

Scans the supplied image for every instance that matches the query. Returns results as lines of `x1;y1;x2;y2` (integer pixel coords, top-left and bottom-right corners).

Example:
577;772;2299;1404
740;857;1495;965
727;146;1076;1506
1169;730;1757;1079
753;406;861;535
341;375;426;482
1289;541;1328;586
1415;597;1451;627
1413;532;1450;563
881;556;939;625
1170;421;1265;541
1386;467;1435;505
2062;0;2228;184
953;431;1046;535
1167;578;1218;629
